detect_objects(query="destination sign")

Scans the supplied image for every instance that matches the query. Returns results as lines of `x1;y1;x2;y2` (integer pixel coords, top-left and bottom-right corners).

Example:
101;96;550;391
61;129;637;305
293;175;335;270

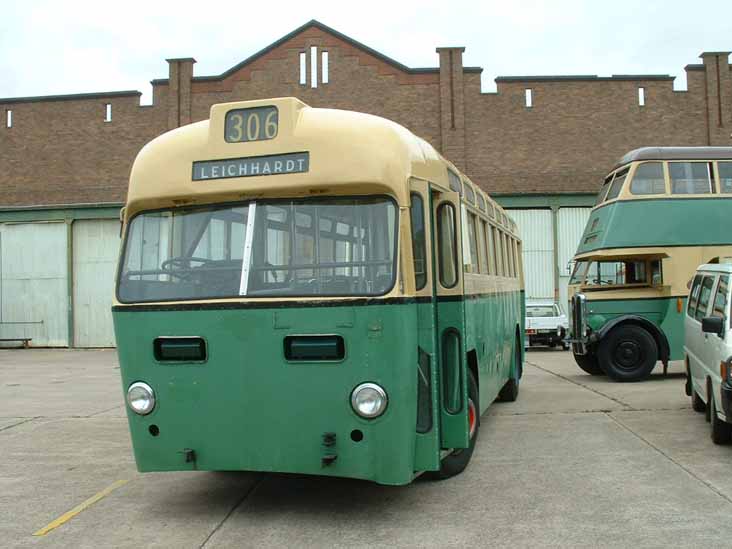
192;152;309;181
224;106;278;143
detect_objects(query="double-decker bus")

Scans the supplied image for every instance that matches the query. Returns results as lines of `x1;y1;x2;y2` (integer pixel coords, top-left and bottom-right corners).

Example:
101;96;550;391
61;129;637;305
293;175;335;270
113;98;525;485
569;147;732;382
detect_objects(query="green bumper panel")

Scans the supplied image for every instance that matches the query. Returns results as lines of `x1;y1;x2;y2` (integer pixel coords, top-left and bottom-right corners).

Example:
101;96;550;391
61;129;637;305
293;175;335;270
586;296;686;360
113;302;419;486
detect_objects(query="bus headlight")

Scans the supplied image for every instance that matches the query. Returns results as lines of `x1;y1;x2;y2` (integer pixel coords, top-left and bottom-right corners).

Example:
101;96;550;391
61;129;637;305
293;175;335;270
351;383;388;419
127;382;156;415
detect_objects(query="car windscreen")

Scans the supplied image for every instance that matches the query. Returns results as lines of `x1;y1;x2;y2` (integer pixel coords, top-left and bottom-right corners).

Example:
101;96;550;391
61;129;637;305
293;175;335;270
526;306;557;318
117;197;398;302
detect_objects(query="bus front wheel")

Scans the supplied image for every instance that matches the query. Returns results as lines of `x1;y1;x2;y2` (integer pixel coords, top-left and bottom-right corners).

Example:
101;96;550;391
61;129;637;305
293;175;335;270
573;352;603;375
434;371;479;479
598;324;657;382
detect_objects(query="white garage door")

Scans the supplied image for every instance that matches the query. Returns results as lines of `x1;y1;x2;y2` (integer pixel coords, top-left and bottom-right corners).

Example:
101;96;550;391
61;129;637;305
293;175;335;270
0;222;69;346
557;207;592;308
73;220;121;347
508;210;554;299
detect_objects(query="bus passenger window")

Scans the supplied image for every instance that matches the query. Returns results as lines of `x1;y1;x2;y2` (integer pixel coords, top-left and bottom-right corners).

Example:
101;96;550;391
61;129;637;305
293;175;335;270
711;275;729;323
719;162;732;193
410;193;427;290
492;226;503;276
437;203;458;288
484;223;495;275
467;213;479;273
650;259;662;286
687;275;703;316
605;168;628;201
670;162;713;194
630;162;665;195
695;276;715;321
478;220;489;274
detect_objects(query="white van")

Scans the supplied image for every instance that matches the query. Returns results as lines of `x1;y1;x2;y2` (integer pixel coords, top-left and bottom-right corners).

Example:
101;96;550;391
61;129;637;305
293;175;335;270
684;263;732;444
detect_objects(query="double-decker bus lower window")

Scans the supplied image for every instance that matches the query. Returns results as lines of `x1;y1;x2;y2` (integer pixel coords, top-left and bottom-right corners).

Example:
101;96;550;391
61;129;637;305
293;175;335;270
630;162;665;195
118;197;397;302
670;162;713;194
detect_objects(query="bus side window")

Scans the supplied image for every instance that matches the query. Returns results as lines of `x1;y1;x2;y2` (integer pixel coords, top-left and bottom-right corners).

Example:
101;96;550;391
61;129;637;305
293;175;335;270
467;212;479;274
484;222;495;275
410;193;427;290
711;275;729;325
695;276;716;321
687;274;703;316
477;219;489;274
492;226;503;276
650;259;662;286
437;203;458;288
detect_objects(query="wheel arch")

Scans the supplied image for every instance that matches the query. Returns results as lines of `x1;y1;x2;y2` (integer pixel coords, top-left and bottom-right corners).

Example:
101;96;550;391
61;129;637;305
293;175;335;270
596;315;670;364
466;348;479;391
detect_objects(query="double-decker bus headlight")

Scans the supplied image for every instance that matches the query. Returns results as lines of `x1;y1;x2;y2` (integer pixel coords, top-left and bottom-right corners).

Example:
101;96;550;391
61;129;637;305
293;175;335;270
351;383;388;419
127;382;156;415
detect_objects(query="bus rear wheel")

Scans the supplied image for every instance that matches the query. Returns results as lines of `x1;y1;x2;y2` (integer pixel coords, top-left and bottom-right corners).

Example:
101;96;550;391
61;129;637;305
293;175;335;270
573;352;603;375
434;371;479;479
598;324;657;382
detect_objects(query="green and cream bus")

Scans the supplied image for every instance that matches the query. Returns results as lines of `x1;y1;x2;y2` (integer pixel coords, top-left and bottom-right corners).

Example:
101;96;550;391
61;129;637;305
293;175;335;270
113;97;525;485
569;147;732;382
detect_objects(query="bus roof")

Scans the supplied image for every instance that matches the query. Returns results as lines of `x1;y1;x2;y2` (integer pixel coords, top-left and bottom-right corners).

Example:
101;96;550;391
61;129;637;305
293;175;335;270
125;97;512;233
614;147;732;170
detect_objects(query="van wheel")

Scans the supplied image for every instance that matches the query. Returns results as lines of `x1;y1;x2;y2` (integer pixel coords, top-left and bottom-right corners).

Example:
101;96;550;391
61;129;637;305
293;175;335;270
598;325;657;382
573;352;603;375
434;371;479;479
692;389;706;413
710;396;732;445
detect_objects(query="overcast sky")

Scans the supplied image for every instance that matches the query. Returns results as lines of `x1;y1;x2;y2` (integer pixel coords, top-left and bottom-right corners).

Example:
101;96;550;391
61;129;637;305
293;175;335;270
2;0;731;104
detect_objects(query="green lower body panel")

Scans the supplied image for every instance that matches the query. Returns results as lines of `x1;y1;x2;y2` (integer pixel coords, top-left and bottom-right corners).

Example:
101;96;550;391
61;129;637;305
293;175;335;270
114;302;419;486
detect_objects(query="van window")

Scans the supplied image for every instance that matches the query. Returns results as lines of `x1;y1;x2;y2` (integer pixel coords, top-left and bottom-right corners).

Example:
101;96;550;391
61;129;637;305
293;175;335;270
695;276;716;321
711;275;729;323
630;162;665;195
687;274;703;316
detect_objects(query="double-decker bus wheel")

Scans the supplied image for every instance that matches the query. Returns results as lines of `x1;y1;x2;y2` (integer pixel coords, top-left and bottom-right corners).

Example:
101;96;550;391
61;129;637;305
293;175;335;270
598;324;657;382
433;372;479;480
573;352;603;375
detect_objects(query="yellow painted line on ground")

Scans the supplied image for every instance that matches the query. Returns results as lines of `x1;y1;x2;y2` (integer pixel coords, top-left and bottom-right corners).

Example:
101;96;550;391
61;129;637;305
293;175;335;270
32;479;129;536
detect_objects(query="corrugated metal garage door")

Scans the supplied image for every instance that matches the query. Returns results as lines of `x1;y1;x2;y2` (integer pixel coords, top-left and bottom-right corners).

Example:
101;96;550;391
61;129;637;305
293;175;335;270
557;208;592;308
73;220;120;347
508;210;554;299
0;222;69;346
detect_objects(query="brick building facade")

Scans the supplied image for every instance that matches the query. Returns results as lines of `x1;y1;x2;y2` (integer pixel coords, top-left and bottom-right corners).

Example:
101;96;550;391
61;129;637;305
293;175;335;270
0;20;729;347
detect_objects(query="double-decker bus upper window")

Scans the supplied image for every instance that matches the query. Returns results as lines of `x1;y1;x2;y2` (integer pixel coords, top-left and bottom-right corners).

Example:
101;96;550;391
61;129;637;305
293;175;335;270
630;162;665;195
437;203;458;287
670;162;713;194
605;168;629;201
118;197;397;302
410;193;427;290
595;174;614;205
719;162;732;193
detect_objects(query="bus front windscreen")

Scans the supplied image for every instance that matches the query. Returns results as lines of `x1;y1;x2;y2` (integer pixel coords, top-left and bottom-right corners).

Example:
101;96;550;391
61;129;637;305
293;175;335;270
117;197;397;302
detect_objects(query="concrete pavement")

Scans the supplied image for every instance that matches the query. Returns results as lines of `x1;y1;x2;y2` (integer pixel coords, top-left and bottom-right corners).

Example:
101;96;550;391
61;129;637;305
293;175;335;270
1;348;730;548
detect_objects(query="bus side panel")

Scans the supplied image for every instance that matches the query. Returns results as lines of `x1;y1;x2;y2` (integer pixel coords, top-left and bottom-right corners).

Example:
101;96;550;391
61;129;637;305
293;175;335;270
113;302;419;486
413;298;441;472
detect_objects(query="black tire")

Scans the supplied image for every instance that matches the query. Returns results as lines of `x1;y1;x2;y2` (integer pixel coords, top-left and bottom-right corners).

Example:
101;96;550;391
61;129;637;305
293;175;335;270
710;396;732;445
692;389;706;413
598;325;658;382
573;352;603;376
497;339;521;402
434;371;480;479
